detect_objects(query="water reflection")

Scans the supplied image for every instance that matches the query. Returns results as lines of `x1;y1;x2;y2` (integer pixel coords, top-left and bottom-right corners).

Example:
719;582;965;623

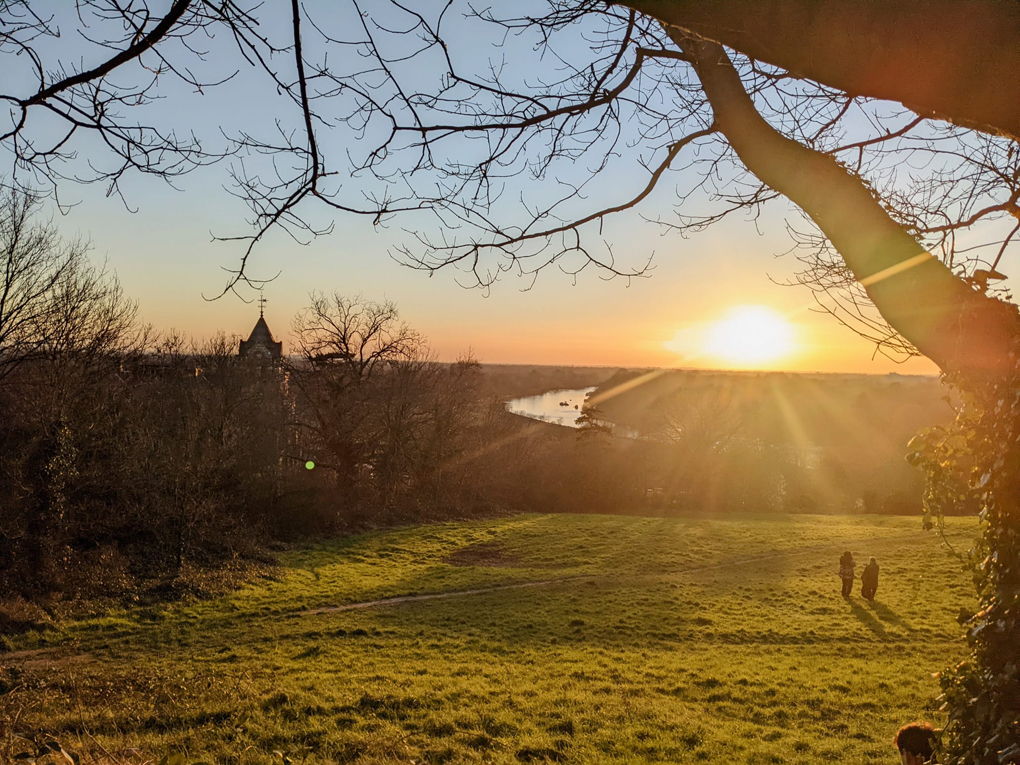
505;387;595;428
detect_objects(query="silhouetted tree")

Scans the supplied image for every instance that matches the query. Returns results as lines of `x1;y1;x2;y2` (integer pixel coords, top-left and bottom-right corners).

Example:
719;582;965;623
290;293;500;520
289;293;426;505
1;3;1016;374
575;403;613;440
0;193;144;592
0;188;88;381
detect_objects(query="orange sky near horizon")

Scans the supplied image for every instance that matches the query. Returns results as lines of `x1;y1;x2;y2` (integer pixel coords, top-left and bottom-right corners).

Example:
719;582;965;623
57;185;941;376
47;132;941;378
133;260;939;376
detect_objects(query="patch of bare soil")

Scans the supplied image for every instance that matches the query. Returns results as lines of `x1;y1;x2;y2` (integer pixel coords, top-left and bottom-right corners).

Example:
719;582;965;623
0;646;93;671
445;542;521;568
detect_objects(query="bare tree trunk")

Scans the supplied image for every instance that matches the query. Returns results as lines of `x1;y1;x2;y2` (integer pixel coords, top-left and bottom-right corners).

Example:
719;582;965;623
672;34;1017;378
625;0;1020;143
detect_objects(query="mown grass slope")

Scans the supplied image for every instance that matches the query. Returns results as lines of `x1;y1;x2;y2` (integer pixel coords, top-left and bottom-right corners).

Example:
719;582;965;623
1;513;975;764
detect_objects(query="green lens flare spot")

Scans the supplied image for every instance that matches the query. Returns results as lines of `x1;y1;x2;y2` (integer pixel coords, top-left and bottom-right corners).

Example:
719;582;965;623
305;461;315;470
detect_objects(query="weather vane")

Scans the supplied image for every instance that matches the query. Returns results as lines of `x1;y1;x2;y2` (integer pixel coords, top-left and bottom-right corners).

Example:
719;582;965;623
258;290;267;318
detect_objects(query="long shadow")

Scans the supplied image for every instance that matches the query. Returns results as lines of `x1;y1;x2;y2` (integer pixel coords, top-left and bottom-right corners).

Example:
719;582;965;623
848;598;890;638
866;600;913;631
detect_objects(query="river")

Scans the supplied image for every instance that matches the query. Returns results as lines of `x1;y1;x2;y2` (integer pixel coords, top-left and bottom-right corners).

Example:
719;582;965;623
505;387;595;428
506;386;641;438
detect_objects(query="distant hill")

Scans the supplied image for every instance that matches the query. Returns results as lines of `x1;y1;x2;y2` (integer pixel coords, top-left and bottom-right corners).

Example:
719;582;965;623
592;369;947;443
480;363;621;399
586;369;951;514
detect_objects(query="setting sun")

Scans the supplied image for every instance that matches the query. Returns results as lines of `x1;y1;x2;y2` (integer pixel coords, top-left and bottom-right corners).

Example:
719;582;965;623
704;305;795;368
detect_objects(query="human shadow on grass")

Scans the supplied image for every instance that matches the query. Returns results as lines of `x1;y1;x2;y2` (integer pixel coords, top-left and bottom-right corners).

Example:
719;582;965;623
865;600;913;631
848;599;889;638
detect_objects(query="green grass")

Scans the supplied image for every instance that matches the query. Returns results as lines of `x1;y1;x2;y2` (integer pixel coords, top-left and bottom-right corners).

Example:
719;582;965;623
2;513;975;764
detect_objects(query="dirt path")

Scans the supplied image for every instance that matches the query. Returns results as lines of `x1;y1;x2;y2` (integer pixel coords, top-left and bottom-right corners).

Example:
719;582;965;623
301;576;590;616
0;645;93;668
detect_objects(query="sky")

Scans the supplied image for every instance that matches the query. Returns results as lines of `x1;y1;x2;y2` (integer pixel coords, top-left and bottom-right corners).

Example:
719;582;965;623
2;2;958;375
56;178;939;374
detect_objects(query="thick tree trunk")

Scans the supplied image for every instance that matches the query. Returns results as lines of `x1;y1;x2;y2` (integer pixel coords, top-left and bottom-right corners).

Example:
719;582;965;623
672;34;1017;377
623;0;1020;144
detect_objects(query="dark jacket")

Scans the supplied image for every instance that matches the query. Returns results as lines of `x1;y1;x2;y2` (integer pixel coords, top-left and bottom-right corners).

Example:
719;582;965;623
862;561;879;586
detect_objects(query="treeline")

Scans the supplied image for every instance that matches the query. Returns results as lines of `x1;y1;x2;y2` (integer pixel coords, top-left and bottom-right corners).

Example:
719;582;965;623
0;192;530;602
285;292;528;529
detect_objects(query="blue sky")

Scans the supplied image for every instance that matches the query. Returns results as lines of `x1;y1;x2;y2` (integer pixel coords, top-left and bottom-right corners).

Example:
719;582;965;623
3;1;955;373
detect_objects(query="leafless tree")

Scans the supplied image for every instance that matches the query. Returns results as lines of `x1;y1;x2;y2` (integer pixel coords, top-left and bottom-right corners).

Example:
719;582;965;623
1;2;1017;377
0;185;145;435
0;188;85;380
289;294;499;517
123;331;286;572
293;293;424;377
289;293;427;498
0;199;144;591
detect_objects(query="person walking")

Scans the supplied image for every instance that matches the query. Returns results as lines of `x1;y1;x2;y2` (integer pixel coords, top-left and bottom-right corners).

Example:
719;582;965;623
839;551;856;597
861;556;880;601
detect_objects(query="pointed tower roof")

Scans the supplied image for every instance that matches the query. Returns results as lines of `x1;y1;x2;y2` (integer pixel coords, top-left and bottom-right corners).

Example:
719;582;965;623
245;315;278;345
239;297;283;360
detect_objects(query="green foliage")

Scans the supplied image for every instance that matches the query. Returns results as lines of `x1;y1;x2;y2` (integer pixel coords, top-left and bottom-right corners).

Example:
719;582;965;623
907;359;1020;764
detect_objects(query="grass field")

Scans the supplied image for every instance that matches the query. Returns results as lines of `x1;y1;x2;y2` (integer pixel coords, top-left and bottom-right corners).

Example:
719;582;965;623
1;513;975;764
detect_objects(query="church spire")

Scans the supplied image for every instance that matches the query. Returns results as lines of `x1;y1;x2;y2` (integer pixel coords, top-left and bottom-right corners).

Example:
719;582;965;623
239;291;282;360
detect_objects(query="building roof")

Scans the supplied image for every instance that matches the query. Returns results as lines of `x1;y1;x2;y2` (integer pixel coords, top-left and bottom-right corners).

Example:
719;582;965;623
246;315;277;345
239;313;283;359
